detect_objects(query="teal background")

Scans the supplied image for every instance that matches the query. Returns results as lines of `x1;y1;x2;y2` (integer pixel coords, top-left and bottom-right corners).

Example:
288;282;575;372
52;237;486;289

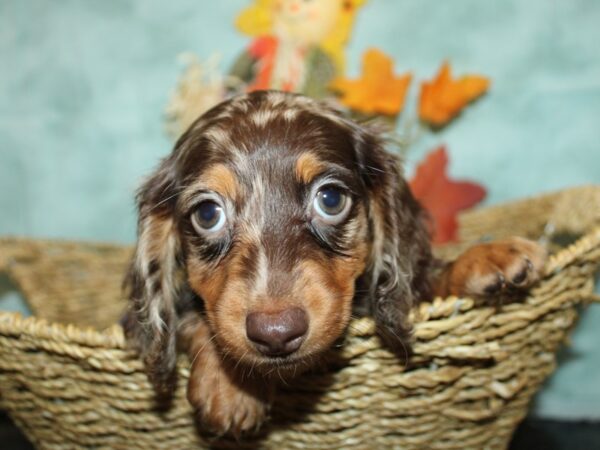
1;0;599;419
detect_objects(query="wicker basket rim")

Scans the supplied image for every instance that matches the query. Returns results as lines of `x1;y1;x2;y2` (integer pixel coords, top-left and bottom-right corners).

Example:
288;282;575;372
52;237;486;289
1;225;598;352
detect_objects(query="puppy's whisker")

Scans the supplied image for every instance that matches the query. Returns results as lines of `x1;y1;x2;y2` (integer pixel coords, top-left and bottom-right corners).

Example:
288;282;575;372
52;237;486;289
189;333;217;369
365;164;386;174
247;358;257;379
221;348;232;363
382;326;410;368
276;368;288;386
233;350;248;373
145;184;190;213
148;192;178;212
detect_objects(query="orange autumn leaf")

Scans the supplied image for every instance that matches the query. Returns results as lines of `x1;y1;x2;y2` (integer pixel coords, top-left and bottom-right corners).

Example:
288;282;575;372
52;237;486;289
330;48;411;116
409;146;486;244
419;61;490;127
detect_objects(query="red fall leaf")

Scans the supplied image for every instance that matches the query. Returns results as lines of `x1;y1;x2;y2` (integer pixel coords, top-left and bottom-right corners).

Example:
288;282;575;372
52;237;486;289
409;146;486;244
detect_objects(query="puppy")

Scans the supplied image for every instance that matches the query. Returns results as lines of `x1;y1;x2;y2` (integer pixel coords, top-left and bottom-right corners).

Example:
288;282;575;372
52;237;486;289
123;90;546;435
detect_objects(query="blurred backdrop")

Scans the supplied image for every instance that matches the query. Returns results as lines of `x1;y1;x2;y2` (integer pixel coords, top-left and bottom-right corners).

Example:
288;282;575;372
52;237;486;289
1;0;599;421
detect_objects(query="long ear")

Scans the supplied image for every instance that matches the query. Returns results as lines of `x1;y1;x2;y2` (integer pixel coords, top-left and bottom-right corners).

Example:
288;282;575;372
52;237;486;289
123;155;183;396
354;127;433;351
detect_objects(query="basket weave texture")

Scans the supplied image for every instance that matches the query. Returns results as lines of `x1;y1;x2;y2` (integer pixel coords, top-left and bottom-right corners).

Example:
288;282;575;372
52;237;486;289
1;186;599;450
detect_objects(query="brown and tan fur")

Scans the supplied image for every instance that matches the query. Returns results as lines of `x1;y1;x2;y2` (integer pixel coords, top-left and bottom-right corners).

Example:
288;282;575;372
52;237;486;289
123;90;546;436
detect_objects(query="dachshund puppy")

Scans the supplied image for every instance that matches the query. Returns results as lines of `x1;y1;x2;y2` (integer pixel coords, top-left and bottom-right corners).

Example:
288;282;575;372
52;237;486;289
123;90;546;435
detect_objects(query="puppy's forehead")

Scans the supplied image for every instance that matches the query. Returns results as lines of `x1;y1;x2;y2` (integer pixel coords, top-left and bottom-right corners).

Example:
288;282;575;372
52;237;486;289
177;91;360;184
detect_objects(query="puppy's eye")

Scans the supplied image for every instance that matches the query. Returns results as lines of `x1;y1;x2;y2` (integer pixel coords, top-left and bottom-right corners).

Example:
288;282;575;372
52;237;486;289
313;186;351;223
192;200;226;233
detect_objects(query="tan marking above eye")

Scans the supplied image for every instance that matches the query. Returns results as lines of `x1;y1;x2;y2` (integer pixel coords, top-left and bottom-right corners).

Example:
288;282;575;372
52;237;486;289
295;152;325;185
200;164;239;200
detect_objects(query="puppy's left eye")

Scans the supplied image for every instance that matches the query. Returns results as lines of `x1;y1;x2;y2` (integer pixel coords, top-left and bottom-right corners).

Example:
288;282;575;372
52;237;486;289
313;186;351;223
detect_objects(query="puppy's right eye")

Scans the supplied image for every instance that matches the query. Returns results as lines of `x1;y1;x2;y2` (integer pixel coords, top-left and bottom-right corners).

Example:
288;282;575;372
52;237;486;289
192;200;226;233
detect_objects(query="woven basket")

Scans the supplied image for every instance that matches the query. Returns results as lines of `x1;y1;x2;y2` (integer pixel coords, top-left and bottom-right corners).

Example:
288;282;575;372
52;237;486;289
1;185;599;450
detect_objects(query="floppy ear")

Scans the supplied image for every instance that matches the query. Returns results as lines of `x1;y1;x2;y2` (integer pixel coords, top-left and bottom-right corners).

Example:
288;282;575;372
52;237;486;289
353;127;434;350
123;155;184;396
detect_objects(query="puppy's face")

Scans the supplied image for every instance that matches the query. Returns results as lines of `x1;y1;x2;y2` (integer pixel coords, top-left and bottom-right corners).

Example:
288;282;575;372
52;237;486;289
174;93;371;369
127;91;431;391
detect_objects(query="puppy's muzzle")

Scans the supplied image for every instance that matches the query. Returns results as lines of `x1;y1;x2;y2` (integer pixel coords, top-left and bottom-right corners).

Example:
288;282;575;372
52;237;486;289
246;307;308;357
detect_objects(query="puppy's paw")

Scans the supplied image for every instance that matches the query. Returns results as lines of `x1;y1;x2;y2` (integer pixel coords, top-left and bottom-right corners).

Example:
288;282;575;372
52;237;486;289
188;365;270;437
444;237;547;298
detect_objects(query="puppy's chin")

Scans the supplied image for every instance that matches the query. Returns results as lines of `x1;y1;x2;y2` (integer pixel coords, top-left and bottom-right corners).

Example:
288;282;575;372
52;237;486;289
241;351;323;379
215;335;334;380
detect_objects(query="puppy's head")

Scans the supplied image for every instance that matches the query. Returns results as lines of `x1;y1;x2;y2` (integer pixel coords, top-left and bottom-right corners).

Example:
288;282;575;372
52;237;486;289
125;91;431;391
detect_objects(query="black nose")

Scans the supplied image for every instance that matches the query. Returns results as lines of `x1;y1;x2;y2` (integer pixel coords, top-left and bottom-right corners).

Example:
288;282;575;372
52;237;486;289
246;308;308;357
